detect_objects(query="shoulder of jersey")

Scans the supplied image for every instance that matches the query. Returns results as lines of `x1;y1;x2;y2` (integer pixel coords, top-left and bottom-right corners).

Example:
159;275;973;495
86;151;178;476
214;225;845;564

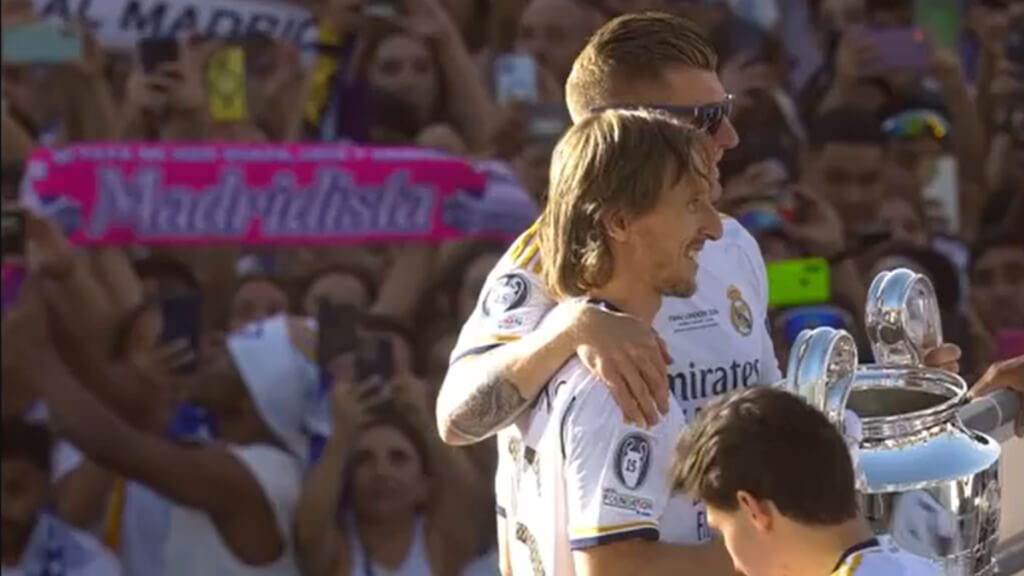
717;215;760;254
500;222;544;275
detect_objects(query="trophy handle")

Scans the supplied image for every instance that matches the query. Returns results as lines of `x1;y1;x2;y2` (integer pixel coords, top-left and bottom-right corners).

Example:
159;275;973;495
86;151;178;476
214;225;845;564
783;327;858;428
865;268;943;367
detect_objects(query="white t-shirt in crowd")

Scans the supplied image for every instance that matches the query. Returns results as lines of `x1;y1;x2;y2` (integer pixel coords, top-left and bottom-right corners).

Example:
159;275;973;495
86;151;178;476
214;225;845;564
832;536;943;576
117;482;171;576
0;512;121;576
162;444;302;576
450;217;782;421
496;355;708;576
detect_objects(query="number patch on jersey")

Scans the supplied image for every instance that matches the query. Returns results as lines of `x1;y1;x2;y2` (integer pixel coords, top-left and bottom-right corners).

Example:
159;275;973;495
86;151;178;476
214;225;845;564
614;433;652;490
482;273;530;317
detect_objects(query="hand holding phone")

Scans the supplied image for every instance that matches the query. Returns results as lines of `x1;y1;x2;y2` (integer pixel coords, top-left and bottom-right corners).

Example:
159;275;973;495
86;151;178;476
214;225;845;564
356;337;395;383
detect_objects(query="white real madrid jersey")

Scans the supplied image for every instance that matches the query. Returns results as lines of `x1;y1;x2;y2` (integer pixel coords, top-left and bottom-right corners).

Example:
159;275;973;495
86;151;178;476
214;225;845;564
832;536;943;576
450;217;782;419
496;356;709;576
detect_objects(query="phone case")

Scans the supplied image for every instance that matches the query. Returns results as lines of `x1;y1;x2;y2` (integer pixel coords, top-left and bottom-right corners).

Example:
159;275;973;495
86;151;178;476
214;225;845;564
495;53;539;105
914;0;960;50
138;38;180;73
766;258;831;308
159;294;202;373
207;47;248;122
862;28;930;72
2;23;81;64
317;303;359;366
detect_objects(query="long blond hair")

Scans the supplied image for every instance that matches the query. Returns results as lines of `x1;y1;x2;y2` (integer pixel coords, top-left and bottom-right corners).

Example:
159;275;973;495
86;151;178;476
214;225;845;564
537;109;714;300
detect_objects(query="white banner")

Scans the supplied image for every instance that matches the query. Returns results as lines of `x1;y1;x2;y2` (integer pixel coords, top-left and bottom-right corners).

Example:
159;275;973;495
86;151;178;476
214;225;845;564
31;0;318;50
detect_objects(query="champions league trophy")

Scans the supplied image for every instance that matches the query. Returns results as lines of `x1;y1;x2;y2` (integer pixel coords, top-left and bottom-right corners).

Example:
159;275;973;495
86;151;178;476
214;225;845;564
783;268;1002;576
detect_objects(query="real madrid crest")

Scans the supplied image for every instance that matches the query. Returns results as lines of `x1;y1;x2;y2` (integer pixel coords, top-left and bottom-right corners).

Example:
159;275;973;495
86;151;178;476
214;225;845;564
728;285;753;337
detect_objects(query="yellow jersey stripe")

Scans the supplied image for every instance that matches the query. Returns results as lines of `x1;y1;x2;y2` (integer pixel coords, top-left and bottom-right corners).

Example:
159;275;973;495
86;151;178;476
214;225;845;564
570;520;659;538
508;222;539;263
515;243;540;269
832;552;864;576
102;478;126;550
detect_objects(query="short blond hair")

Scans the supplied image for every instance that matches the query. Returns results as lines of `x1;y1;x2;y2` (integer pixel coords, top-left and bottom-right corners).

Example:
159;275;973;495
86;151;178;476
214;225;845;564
538;109;714;299
566;12;717;122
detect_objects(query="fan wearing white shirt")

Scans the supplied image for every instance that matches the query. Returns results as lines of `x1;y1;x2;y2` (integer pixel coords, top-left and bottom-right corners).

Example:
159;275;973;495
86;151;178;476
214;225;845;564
671;387;941;576
497;109;735;576
1;419;121;576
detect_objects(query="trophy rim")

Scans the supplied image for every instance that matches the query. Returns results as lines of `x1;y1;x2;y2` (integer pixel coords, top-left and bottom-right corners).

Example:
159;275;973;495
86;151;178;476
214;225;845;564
848;365;968;439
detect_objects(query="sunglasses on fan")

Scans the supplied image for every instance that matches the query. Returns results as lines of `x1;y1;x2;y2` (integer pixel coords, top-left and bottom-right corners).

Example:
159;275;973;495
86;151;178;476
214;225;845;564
590;94;735;135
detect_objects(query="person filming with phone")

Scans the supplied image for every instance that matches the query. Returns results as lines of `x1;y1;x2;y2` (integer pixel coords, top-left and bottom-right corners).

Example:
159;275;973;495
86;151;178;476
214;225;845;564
295;306;485;576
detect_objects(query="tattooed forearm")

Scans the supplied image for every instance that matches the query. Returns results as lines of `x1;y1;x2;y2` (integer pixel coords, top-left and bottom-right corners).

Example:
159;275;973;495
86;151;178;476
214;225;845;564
447;375;529;441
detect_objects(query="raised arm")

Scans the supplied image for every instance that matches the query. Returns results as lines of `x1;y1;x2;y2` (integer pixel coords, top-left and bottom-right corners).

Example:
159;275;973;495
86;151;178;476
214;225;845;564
9;294;285;565
295;376;384;576
394;376;485;573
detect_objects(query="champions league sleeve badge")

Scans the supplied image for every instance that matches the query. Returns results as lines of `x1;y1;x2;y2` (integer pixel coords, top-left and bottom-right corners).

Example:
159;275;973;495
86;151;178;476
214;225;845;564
614;433;652;491
482;273;530;317
728;285;754;337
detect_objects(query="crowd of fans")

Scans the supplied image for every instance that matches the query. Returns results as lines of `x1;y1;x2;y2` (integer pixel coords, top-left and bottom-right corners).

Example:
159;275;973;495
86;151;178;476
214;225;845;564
1;0;1022;574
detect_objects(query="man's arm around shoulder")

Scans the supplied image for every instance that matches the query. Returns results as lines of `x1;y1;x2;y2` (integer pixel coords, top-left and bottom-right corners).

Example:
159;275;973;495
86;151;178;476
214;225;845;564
436;308;578;445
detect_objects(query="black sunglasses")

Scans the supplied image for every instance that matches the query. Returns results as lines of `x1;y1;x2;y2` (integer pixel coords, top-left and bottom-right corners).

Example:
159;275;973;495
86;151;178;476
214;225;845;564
590;94;735;135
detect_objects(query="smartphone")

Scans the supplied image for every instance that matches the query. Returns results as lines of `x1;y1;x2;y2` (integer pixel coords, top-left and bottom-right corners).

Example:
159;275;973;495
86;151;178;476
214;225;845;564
994;330;1024;361
159;293;202;373
1;210;26;263
316;302;359;367
524;102;570;145
2;22;81;64
914;0;961;51
921;155;959;234
363;0;403;20
766;257;831;308
356;337;395;382
138;38;180;74
494;53;539;105
206;46;248;122
862;27;930;72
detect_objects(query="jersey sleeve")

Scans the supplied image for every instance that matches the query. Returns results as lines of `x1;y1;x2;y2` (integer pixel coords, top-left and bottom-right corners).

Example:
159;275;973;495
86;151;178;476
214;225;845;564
449;225;557;365
562;379;681;549
731;218;783;384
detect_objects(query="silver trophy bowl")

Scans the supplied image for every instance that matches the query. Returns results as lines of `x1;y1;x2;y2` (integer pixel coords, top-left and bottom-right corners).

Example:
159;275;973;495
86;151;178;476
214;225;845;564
786;269;1002;576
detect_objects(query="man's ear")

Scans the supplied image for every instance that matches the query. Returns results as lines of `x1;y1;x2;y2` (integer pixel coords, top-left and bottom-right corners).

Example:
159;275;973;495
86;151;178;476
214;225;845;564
736;490;774;533
603;211;630;242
